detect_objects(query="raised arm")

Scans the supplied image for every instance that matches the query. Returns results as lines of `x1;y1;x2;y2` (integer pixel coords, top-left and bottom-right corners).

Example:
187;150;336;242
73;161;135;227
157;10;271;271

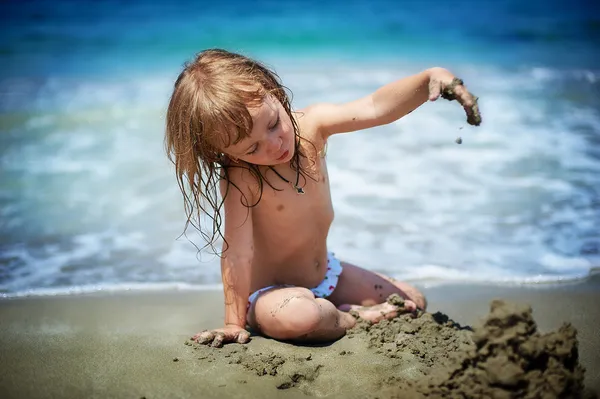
193;166;256;347
305;67;480;138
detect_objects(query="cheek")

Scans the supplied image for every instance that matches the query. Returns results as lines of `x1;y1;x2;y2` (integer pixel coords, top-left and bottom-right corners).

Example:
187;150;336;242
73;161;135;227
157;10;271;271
281;118;293;137
243;149;269;165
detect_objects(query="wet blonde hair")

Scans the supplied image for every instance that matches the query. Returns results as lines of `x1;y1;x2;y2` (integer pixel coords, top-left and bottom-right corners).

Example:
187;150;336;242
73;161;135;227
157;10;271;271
165;49;309;252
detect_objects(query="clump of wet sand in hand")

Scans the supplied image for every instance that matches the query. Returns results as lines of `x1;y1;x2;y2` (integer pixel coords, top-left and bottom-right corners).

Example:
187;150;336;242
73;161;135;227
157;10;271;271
378;299;589;399
441;77;482;127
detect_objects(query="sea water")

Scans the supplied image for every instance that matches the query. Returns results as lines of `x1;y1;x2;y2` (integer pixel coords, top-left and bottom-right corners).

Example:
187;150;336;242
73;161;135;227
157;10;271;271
1;0;599;296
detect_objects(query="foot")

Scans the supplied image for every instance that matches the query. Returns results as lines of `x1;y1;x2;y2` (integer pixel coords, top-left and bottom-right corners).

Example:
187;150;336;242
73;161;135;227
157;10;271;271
338;300;417;323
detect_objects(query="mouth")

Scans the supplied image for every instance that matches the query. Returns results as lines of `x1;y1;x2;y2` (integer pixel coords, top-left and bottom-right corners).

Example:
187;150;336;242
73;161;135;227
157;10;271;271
276;150;289;162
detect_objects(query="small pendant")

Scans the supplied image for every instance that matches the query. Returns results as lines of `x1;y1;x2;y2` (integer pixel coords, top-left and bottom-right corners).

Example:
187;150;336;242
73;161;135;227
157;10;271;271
295;186;305;195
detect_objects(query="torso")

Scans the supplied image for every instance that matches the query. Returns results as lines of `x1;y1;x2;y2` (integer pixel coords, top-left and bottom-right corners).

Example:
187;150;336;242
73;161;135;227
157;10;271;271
241;113;335;292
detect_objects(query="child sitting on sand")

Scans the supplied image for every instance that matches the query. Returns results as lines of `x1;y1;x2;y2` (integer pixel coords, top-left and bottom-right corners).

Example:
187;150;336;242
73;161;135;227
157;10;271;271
165;49;480;347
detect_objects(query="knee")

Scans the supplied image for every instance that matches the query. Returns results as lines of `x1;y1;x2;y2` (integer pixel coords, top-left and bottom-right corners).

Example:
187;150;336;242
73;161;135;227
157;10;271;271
263;296;322;340
285;297;322;336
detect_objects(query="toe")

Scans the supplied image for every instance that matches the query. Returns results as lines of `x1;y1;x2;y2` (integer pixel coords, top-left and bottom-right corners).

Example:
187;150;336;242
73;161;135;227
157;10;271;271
404;300;417;312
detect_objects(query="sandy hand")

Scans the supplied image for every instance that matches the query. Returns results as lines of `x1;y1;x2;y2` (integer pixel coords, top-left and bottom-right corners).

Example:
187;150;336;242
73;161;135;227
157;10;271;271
192;325;250;348
338;297;418;324
428;68;482;126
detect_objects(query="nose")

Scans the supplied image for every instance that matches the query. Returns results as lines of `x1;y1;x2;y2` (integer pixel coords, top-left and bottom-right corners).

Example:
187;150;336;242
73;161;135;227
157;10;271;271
268;136;282;156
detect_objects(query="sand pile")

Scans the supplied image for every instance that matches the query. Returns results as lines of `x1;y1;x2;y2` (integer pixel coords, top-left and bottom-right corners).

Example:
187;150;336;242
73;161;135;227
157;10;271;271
373;300;588;398
187;299;593;398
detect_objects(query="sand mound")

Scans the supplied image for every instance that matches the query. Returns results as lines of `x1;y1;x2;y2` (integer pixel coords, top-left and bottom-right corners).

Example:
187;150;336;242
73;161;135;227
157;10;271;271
186;299;592;398
376;300;588;398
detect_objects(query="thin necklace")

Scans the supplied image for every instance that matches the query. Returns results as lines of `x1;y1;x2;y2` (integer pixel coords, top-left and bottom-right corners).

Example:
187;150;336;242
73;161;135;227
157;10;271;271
268;164;304;194
267;140;328;194
267;138;308;195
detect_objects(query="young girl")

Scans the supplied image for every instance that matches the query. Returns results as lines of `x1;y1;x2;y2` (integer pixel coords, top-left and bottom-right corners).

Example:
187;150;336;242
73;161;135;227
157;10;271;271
165;49;480;347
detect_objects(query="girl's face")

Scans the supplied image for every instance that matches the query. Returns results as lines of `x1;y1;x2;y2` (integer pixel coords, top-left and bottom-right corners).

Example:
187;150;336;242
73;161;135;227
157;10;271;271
224;95;295;165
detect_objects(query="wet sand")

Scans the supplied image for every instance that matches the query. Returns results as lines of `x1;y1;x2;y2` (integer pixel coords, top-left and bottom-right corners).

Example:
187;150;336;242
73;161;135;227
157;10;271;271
1;274;599;398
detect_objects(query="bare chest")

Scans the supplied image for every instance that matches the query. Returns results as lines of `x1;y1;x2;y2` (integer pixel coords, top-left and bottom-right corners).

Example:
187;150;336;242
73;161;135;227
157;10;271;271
252;156;334;247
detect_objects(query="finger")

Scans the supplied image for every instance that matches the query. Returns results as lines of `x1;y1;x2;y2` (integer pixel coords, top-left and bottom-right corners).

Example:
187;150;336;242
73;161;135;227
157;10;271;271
428;78;441;101
195;331;214;345
404;300;417;312
453;86;473;111
461;96;481;126
404;300;420;319
211;332;226;348
452;85;482;126
466;101;482;126
236;330;251;344
453;85;473;107
191;330;210;340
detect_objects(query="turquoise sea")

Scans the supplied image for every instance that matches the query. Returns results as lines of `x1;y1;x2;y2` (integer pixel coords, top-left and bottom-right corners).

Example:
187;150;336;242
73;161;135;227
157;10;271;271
1;0;599;295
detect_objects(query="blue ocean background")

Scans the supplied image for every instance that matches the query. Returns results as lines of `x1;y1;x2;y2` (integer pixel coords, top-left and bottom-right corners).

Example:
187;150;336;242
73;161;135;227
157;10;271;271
1;0;599;296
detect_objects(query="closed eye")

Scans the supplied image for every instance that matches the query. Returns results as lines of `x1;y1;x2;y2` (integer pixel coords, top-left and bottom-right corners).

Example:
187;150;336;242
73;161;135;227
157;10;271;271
269;114;280;130
246;144;259;155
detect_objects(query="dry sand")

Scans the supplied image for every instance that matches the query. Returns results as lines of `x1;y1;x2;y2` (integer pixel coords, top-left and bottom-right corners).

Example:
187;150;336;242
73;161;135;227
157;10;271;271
1;274;599;398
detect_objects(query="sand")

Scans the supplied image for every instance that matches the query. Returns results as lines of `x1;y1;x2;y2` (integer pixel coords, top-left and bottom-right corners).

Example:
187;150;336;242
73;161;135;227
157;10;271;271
1;274;599;398
440;76;482;126
188;298;591;398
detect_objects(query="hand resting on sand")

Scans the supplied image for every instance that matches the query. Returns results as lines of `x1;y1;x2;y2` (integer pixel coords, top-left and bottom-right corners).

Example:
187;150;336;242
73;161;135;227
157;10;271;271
192;324;251;348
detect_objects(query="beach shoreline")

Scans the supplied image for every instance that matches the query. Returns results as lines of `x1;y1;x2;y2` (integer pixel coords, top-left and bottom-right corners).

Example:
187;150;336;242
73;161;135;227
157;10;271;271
1;275;599;398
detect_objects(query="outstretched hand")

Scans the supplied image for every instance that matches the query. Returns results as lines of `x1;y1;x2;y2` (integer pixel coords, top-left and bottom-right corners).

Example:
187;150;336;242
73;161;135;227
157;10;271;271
192;324;251;348
427;67;482;126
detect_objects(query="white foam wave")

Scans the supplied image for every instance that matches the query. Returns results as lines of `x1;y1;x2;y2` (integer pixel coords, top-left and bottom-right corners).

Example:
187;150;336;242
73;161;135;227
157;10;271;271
390;263;593;287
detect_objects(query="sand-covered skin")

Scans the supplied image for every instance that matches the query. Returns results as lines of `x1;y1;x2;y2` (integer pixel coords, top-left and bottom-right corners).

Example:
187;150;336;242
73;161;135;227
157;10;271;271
188;298;595;398
441;77;482;127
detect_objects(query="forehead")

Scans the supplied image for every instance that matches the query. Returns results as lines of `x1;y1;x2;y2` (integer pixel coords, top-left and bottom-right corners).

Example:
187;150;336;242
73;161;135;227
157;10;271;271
249;95;277;116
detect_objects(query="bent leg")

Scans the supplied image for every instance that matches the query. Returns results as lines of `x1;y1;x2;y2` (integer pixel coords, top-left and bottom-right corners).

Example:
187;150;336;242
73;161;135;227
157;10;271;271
328;262;427;311
247;287;355;342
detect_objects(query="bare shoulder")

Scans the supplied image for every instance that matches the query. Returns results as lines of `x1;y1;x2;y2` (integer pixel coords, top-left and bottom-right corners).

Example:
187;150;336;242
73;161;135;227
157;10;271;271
293;104;340;148
294;104;330;142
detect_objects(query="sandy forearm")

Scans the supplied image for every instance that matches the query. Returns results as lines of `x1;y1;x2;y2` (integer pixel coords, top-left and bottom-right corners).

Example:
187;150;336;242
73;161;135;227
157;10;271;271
221;257;252;327
370;68;433;125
